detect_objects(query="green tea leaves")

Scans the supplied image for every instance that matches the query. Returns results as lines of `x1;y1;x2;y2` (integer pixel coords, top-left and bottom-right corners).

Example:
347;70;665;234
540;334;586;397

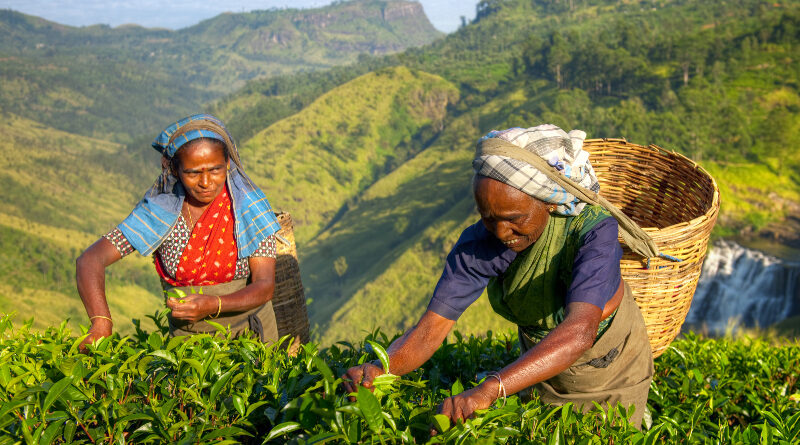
0;314;796;443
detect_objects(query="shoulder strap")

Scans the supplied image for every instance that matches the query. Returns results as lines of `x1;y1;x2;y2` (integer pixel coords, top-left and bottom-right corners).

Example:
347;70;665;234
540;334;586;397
477;138;672;261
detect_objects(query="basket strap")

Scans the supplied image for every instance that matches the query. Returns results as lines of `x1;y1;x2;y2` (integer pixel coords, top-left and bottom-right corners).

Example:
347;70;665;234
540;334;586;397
477;138;669;261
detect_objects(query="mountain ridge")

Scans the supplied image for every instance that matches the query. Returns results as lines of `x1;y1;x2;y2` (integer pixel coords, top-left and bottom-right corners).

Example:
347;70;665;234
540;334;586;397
0;1;441;142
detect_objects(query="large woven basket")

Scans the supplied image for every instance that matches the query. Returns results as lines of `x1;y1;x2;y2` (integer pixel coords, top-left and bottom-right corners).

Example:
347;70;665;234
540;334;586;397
273;212;310;354
584;139;719;358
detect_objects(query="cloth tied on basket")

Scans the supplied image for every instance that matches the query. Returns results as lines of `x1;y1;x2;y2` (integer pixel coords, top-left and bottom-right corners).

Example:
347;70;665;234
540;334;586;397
475;124;669;261
473;125;600;216
118;114;281;259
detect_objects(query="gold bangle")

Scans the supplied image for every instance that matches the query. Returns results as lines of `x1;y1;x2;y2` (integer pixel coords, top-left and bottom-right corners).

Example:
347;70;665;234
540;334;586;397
485;372;506;407
90;315;113;325
210;296;222;319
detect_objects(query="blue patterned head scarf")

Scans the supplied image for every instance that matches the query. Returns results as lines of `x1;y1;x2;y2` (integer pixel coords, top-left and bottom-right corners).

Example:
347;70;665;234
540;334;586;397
118;114;280;258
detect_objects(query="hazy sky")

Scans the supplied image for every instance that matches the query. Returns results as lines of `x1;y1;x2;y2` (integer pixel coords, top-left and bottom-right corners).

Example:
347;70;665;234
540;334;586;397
1;1;480;33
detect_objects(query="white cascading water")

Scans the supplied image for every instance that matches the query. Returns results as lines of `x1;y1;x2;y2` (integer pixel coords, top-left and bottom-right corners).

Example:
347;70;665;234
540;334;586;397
685;239;800;334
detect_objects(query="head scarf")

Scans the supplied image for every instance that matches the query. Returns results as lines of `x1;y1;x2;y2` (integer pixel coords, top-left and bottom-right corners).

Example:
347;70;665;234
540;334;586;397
474;124;675;261
117;114;280;258
472;124;600;216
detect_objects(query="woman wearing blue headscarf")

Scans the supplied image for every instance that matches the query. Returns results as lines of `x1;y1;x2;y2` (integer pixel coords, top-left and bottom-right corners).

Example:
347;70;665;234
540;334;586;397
76;114;282;349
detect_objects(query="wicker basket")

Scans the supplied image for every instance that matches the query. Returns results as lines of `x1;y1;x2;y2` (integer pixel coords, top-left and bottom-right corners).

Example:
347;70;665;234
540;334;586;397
584;138;720;358
273;212;310;355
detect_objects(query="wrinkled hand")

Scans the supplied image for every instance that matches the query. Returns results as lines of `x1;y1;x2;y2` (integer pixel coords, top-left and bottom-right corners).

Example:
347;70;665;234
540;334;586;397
79;320;112;353
437;383;496;424
166;294;218;323
341;362;385;401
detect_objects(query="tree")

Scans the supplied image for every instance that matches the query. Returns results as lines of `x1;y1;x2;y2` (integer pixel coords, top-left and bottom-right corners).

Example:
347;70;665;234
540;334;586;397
547;31;572;88
334;256;348;279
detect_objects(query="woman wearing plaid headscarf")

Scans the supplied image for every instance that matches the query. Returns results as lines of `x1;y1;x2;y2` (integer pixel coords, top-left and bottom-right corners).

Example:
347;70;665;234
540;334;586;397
343;125;654;428
76;114;283;349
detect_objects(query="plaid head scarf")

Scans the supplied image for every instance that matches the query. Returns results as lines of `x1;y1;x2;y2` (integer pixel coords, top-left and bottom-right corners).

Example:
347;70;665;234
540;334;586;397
472;124;600;216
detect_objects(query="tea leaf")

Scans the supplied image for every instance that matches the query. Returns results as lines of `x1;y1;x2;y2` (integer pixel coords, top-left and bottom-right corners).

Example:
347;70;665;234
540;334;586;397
148;350;177;366
232;395;246;418
264;422;301;442
202;426;252;440
209;368;235;401
432;414;451;433
312;356;335;383
367;340;390;372
42;376;74;414
357;385;383;433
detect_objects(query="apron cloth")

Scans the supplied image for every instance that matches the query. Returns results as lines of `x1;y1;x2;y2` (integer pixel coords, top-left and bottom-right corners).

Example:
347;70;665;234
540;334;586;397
162;278;279;343
519;281;654;428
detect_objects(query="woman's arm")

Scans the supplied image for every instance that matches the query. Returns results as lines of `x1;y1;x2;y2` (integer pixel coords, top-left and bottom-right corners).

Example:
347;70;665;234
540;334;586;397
341;310;455;393
166;256;276;322
75;237;123;350
438;281;623;422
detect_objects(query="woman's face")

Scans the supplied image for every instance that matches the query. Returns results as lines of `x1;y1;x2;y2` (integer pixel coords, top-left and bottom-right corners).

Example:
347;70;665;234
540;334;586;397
175;140;228;206
473;176;551;253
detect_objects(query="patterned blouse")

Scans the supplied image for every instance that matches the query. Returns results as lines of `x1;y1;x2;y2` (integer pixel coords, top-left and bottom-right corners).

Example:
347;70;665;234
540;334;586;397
104;215;276;281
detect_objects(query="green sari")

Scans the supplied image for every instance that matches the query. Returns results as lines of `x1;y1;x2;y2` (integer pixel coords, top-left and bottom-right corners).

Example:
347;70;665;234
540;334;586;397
487;205;613;342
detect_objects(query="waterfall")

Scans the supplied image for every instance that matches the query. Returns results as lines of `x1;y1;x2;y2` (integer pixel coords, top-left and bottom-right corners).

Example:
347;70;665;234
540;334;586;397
685;239;800;334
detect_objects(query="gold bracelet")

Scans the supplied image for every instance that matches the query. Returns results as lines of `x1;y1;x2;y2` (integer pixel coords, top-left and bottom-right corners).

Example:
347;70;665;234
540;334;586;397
90;315;113;325
210;296;222;319
485;372;507;407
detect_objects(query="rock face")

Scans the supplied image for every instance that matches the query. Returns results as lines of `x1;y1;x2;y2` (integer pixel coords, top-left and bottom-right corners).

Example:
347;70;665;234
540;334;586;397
232;1;442;54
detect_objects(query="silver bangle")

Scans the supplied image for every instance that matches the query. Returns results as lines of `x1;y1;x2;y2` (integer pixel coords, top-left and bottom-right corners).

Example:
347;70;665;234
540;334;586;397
485;371;506;407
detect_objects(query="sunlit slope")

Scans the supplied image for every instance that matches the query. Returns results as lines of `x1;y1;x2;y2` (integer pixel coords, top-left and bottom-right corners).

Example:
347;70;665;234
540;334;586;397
240;66;458;244
0;112;161;333
0;112;141;233
306;89;534;344
308;53;800;344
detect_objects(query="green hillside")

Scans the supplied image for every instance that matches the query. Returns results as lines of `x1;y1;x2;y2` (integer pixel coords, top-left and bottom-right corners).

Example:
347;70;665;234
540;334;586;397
0;112;161;332
0;0;441;142
274;0;800;343
2;0;800;346
240;66;458;244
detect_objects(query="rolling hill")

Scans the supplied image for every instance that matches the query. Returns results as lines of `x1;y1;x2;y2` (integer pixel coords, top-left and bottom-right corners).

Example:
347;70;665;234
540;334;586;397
0;0;441;142
1;0;799;343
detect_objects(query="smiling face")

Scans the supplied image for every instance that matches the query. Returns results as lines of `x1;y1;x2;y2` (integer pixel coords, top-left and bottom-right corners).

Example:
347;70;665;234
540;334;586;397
473;175;551;253
174;139;228;207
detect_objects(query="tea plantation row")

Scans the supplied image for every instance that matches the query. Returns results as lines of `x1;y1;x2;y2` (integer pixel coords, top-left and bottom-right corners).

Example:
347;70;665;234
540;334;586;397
0;312;798;444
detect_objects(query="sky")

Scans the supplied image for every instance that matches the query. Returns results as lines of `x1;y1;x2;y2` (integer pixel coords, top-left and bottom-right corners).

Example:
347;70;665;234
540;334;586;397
0;0;480;33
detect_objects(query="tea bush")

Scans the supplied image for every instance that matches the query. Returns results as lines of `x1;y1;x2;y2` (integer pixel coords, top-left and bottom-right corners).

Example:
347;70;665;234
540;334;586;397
0;312;797;444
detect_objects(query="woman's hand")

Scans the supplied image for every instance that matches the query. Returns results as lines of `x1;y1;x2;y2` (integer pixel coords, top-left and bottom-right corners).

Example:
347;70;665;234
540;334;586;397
437;382;497;424
79;318;113;353
167;294;219;323
341;362;385;399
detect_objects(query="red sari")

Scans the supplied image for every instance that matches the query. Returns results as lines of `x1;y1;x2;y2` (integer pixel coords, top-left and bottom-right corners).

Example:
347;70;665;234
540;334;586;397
156;188;238;286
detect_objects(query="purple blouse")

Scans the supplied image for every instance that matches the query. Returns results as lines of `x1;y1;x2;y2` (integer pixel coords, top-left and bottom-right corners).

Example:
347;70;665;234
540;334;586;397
427;218;623;321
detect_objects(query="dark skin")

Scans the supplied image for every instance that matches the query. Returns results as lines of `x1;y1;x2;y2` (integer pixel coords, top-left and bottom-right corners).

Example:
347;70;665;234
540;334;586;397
342;175;624;424
75;140;275;351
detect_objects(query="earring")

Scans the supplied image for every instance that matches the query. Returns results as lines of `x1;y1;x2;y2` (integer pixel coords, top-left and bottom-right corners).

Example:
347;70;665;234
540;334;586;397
549;206;556;213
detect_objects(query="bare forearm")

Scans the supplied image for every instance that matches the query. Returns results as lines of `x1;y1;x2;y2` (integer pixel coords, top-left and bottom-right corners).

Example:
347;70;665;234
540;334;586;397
384;310;454;375
217;256;275;314
216;279;274;314
491;320;595;396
